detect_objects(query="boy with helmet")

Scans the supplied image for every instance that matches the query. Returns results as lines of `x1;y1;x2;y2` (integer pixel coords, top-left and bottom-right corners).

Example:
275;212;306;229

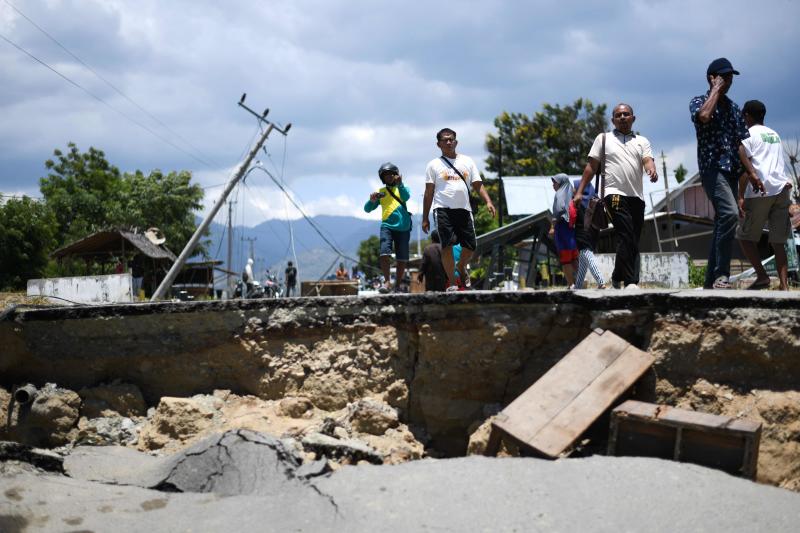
364;162;412;293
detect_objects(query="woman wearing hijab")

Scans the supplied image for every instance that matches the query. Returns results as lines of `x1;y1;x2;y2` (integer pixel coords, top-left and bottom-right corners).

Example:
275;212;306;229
549;173;579;288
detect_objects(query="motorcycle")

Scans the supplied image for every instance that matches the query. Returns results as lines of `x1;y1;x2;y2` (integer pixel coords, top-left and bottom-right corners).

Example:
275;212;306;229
262;273;283;299
234;279;264;299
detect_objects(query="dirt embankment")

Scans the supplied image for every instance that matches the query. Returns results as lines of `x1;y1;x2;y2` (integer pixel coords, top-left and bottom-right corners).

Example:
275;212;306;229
2;292;799;491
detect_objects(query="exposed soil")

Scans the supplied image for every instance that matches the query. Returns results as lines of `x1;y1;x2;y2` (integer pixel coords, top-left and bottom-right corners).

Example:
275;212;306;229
2;291;798;493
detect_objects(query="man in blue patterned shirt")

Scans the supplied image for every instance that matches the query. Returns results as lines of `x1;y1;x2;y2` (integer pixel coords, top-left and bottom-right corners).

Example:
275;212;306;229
690;57;750;289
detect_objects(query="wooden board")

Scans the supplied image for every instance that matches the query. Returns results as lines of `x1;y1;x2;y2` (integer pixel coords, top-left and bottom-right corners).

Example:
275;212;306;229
300;280;358;297
608;400;761;479
488;329;654;458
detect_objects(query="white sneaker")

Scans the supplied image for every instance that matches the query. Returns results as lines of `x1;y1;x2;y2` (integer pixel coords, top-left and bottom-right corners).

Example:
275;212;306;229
712;276;732;289
445;285;460;293
624;283;639;290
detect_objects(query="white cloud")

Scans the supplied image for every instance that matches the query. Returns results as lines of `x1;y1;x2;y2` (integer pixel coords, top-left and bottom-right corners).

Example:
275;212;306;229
2;0;799;227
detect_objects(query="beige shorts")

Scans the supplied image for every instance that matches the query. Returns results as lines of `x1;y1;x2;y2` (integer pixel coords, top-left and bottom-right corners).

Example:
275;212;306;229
736;186;792;243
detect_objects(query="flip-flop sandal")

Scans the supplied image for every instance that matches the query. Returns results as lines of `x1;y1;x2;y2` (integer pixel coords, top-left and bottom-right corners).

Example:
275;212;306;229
746;278;770;290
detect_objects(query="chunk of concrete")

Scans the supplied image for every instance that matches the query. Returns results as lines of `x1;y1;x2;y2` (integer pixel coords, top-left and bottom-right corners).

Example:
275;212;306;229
347;398;399;435
0;441;64;472
302;432;383;465
65;429;322;498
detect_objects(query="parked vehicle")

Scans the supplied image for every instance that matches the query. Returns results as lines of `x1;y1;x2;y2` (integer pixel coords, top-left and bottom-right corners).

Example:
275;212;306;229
234;279;263;299
262;273;283;298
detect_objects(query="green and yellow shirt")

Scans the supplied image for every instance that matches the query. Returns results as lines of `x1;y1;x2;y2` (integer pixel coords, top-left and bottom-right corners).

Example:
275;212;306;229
364;184;411;232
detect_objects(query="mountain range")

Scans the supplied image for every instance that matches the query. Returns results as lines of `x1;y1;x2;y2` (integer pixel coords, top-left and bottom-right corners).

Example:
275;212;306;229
199;215;424;283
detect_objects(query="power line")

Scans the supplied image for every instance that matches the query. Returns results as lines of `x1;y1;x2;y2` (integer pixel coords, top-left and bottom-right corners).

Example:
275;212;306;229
0;31;216;169
3;0;219;169
241;182;290;249
252;166;380;273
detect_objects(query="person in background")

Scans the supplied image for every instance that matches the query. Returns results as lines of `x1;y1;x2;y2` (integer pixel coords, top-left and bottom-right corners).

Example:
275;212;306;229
736;99;793;290
690;58;749;289
285;261;297;297
550;173;578;288
418;229;448;291
364;162;412;293
335;262;349;280
243;257;254;297
131;254;145;298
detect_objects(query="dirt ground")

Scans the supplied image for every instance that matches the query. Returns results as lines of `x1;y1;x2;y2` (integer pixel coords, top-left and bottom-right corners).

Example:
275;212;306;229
657;378;800;491
0;292;51;310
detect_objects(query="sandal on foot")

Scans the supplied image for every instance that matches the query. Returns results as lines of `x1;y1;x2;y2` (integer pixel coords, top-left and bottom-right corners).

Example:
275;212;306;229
746;278;770;290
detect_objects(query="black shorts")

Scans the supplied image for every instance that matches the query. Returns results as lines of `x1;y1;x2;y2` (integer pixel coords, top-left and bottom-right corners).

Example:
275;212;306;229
434;207;477;250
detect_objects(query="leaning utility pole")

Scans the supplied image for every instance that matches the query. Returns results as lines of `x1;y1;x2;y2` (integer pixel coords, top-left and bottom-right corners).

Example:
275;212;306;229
151;95;290;301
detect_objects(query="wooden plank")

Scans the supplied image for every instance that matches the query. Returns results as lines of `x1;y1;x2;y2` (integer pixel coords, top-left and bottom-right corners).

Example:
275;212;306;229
529;345;654;457
612;401;761;435
493;330;631;446
492;330;653;458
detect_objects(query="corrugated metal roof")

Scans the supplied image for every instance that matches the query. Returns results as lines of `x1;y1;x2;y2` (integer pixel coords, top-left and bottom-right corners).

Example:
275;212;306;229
51;229;177;261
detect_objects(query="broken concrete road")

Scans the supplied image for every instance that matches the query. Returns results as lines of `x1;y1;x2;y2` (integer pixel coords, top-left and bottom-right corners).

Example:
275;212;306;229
64;430;330;496
3;445;799;532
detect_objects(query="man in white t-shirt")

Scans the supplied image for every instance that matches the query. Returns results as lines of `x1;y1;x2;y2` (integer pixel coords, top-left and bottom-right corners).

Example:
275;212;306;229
736;100;793;290
422;128;496;291
573;103;658;289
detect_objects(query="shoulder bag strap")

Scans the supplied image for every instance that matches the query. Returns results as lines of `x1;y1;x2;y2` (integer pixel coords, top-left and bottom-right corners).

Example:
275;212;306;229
440;156;472;195
383;185;407;210
593;133;606;199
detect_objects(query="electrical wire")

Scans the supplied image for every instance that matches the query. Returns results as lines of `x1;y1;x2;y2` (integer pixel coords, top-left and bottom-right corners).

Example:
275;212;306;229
241;182;290;249
258;145;343;252
251;166;381;274
278;136;299;276
3;0;219;169
0;31;215;168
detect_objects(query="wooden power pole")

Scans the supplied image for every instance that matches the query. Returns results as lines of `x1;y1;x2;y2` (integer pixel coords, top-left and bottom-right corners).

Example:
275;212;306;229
151;95;290;301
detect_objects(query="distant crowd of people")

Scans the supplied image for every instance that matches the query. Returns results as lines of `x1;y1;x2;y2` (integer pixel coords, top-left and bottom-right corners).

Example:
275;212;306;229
370;57;795;293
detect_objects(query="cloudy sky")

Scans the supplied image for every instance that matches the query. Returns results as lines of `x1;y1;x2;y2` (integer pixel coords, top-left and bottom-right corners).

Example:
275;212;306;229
1;0;798;227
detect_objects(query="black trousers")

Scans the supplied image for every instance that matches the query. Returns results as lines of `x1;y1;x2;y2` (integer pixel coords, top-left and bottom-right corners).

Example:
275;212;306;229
604;194;645;286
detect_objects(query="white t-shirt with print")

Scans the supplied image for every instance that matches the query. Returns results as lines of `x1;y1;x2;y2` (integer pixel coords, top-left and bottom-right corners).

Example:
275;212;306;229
741;124;791;198
425;154;482;211
588;131;653;200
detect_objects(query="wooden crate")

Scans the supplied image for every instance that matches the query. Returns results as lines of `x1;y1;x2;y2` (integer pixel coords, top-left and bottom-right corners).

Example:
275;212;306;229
486;329;654;458
608;400;761;479
300;280;358;297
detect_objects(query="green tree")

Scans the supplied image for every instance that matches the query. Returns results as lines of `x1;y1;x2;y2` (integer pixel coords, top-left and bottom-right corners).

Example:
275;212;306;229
485;99;608;176
473;177;500;236
39;144;207;258
115;169;205;254
357;235;381;274
39;143;124;244
674;163;688;184
0;197;57;289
